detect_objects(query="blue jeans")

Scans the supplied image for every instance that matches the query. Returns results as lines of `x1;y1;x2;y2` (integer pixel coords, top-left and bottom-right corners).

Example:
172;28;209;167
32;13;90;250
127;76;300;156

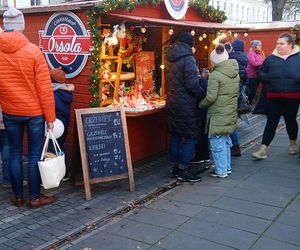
169;134;198;168
230;130;239;146
209;135;232;175
3;113;45;199
0;130;10;184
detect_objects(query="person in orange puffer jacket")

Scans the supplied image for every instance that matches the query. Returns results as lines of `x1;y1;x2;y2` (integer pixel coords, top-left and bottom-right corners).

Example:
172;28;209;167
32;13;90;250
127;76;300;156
0;7;56;209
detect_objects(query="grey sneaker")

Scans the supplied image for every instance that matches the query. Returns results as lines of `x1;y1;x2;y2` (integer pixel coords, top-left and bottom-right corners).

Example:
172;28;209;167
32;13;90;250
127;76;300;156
210;170;228;178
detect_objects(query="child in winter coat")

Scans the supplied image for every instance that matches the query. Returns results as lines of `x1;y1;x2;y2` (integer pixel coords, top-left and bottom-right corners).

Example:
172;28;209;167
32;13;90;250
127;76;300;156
50;67;75;181
199;44;239;178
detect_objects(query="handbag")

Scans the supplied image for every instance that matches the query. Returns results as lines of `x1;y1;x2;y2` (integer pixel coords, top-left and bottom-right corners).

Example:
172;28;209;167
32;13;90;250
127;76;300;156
237;92;252;115
38;131;66;189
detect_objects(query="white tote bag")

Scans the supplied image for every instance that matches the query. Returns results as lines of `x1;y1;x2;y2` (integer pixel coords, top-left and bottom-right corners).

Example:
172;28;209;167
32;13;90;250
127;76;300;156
38;131;66;189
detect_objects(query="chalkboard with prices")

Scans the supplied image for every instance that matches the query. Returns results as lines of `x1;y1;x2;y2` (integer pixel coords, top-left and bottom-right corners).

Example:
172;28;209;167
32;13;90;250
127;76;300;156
75;107;135;200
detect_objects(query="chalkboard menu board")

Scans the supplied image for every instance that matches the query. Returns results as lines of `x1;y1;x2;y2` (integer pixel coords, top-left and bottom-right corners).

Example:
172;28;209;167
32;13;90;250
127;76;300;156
82;111;128;178
75;107;135;200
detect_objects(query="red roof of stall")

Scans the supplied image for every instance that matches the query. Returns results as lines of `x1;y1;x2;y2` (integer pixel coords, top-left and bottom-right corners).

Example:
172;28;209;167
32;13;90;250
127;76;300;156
106;13;249;31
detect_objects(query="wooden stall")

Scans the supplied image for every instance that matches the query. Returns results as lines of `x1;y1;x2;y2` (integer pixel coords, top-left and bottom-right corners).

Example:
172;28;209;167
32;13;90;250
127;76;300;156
0;1;247;171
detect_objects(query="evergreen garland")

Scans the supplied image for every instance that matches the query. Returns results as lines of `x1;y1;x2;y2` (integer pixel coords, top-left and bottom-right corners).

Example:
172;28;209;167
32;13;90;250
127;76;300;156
87;0;226;107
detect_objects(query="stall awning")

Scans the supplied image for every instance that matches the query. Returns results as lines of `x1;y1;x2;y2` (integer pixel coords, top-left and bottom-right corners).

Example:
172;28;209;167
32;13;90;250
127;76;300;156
106;13;249;31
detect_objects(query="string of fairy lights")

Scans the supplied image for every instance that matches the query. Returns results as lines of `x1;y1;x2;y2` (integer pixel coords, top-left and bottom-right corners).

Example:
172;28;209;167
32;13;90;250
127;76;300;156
86;0;226;107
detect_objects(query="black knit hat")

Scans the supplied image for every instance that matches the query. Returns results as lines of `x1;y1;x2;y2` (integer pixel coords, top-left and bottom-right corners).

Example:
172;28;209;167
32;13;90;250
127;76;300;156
178;32;195;47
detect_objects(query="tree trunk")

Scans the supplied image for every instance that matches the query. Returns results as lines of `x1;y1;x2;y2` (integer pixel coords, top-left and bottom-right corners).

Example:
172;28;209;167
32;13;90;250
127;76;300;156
271;0;287;20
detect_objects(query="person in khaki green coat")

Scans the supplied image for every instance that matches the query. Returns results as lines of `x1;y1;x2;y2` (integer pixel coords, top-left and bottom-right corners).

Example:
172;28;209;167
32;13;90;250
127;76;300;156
199;44;239;178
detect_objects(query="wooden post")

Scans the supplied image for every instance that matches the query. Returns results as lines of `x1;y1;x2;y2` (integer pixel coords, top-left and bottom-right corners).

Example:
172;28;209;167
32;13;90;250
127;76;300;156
75;109;92;200
161;26;168;97
120;108;135;192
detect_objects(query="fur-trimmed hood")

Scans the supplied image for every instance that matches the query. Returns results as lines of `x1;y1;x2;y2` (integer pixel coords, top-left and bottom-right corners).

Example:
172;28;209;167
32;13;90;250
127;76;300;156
272;46;299;58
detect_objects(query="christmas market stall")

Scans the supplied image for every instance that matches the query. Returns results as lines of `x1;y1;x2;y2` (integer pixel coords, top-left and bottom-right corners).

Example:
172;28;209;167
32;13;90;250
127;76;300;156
1;1;249;191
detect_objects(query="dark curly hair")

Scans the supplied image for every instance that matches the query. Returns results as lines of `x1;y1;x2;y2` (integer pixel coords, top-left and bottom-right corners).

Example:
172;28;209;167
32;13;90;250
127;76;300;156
215;44;225;54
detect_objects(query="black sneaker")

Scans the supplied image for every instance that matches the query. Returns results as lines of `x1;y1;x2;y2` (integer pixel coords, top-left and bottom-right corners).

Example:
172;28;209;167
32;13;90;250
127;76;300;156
190;159;205;164
177;168;202;182
172;165;179;178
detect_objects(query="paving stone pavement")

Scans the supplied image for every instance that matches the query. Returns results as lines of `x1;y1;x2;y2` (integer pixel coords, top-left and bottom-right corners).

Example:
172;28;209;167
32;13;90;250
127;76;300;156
0;113;300;250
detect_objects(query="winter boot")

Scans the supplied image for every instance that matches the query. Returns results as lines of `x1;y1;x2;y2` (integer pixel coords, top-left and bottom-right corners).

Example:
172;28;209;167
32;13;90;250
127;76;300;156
252;144;268;160
231;144;241;157
289;140;298;155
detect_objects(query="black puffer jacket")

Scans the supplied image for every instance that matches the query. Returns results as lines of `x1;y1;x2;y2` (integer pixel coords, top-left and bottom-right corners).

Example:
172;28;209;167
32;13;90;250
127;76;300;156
259;48;300;99
230;40;248;84
165;41;205;139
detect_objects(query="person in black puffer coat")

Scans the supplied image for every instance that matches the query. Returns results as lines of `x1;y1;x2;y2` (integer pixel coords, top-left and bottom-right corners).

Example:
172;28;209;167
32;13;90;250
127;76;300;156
227;40;248;157
165;32;206;182
231;39;248;85
253;33;300;160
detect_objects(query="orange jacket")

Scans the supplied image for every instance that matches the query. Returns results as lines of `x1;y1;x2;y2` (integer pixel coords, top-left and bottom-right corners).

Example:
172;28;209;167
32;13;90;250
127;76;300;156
0;31;55;122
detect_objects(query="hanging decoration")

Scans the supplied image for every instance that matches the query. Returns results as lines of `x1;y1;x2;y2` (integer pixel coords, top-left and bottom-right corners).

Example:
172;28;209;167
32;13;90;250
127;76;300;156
86;0;226;107
118;28;147;68
140;25;147;33
189;0;226;23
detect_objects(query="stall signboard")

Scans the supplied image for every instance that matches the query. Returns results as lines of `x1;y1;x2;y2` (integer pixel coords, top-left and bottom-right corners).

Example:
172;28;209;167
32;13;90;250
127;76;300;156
135;51;155;92
39;11;92;78
164;0;188;20
75;107;135;200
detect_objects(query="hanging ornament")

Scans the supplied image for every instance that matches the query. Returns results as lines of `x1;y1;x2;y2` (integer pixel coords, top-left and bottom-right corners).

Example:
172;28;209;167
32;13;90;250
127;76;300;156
168;27;174;36
141;25;146;34
202;33;207;39
190;30;195;36
244;32;248;37
160;64;165;70
111;35;118;45
234;33;238;38
199;36;203;41
117;24;126;38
